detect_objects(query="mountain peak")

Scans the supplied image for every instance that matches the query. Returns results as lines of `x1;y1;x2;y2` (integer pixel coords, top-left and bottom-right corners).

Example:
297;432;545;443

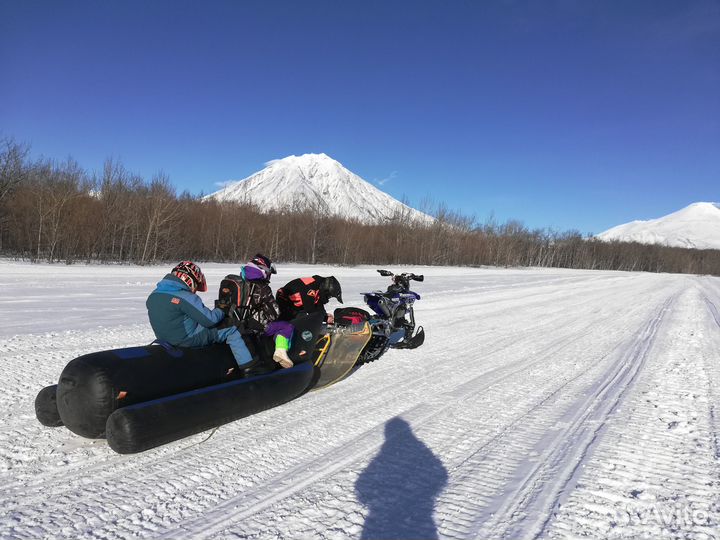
597;202;720;250
207;154;433;224
684;201;720;212
263;153;344;178
266;153;333;166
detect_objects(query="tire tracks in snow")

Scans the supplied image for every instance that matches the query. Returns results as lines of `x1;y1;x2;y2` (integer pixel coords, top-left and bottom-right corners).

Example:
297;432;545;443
150;295;673;540
467;294;677;540
0;275;651;501
542;286;720;540
0;275;679;539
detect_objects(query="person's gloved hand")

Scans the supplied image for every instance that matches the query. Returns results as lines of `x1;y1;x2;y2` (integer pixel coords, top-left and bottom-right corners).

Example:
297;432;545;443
236;318;265;334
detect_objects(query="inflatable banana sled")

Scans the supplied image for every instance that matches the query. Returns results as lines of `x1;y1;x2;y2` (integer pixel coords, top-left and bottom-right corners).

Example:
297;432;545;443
35;313;325;450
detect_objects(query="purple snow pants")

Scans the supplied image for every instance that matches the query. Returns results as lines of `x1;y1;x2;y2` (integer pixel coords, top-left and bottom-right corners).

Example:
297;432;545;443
264;321;294;340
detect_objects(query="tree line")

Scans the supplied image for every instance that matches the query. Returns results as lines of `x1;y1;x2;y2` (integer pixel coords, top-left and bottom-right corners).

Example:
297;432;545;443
1;138;718;276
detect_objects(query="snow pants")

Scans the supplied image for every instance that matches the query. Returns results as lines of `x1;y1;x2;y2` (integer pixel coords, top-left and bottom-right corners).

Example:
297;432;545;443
265;321;294;352
264;321;294;340
179;326;253;367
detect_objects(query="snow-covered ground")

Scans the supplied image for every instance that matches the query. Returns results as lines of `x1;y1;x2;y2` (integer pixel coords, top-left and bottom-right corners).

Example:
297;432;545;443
1;261;719;540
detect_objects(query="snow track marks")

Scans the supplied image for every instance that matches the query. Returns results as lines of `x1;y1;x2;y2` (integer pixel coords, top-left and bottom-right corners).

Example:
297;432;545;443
1;268;718;540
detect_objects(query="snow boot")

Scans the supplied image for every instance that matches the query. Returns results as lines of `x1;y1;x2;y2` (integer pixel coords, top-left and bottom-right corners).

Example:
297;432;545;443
273;348;294;369
241;358;276;378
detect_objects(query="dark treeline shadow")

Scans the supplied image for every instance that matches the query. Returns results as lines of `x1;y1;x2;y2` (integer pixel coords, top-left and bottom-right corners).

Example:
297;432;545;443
1;138;719;275
355;417;448;540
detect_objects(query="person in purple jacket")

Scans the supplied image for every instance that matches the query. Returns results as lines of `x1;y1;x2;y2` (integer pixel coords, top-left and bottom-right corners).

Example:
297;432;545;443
228;254;295;369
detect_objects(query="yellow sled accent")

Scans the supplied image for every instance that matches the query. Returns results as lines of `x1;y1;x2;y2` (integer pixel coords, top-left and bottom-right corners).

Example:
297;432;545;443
313;334;332;367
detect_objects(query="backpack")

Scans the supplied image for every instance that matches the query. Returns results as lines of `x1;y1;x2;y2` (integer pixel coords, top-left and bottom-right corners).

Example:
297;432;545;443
217;269;279;327
217;271;256;322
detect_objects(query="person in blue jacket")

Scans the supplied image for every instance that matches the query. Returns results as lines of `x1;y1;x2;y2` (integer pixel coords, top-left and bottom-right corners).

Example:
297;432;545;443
146;261;253;371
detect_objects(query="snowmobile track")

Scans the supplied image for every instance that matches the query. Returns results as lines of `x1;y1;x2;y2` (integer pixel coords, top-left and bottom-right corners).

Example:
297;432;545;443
469;294;676;540
1;279;675;540
704;296;720;328
0;275;648;503
541;287;720;540
151;299;667;540
2;268;703;540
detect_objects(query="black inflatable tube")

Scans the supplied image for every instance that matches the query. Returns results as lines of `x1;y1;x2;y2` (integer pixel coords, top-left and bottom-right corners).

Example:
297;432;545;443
56;343;237;439
106;362;315;454
53;313;324;440
35;385;63;427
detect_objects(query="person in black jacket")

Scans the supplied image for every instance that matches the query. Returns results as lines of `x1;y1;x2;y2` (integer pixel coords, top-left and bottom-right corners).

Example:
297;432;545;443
276;275;343;322
221;254;295;369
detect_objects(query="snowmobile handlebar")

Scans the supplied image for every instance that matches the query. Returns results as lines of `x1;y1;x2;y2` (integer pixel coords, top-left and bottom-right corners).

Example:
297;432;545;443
376;270;424;282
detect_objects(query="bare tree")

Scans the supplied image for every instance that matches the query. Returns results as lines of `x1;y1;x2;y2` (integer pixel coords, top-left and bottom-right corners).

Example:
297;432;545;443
1;138;719;276
140;173;180;264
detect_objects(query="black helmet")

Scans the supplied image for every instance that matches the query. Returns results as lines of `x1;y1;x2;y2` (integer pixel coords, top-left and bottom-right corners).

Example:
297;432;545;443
320;276;343;304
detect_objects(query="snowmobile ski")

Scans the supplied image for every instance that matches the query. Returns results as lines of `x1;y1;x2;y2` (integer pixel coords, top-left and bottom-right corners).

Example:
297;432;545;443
393;326;425;349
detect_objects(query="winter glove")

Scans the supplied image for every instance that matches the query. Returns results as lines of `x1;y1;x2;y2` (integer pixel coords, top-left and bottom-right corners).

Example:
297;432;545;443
235;318;265;334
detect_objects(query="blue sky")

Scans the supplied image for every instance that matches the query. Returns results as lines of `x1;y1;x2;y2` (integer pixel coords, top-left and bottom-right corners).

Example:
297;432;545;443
1;0;718;234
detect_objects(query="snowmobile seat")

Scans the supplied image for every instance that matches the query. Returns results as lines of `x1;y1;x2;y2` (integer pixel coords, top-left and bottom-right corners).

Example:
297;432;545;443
334;307;371;326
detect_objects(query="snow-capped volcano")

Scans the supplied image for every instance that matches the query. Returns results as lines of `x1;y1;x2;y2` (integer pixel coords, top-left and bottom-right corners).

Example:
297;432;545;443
207;153;432;223
597;202;720;250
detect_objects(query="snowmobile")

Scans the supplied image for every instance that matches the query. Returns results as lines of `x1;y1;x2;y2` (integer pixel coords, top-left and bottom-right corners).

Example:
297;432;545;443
334;270;425;364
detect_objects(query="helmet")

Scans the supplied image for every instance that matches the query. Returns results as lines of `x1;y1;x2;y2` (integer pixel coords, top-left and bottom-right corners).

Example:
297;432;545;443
320;276;343;304
250;253;277;278
171;261;207;293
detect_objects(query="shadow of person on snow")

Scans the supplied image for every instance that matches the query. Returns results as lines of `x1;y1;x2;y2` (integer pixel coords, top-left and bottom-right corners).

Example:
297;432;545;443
355;417;448;540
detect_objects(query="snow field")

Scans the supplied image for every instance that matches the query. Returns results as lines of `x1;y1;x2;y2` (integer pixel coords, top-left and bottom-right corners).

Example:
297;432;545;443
0;262;718;539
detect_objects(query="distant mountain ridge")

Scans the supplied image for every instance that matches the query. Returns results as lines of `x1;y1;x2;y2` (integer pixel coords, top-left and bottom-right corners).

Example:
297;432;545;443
597;202;720;250
206;153;433;224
